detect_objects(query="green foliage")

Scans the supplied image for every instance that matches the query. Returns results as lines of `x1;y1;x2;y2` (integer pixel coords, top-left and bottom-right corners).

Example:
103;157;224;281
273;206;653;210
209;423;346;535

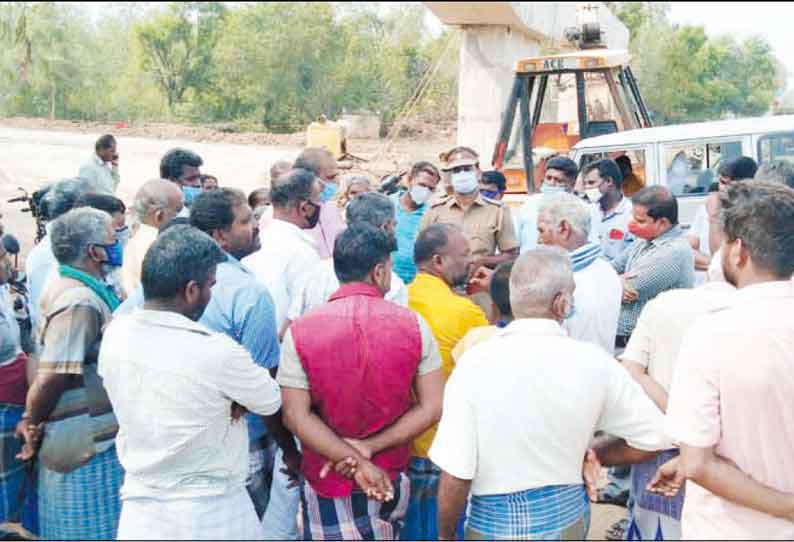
609;1;783;124
0;2;783;129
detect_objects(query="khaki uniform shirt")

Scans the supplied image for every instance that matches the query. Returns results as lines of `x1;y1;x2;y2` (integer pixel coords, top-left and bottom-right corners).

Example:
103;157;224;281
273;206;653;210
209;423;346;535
419;194;519;259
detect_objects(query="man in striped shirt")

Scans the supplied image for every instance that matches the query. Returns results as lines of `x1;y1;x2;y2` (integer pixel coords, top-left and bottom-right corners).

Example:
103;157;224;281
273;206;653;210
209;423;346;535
612;187;694;350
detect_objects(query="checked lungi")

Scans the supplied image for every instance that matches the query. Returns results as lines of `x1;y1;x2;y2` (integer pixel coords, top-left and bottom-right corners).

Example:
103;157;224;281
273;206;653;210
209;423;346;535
627;449;684;541
400;457;440;541
465;484;590;540
301;472;410;540
0;404;25;523
38;445;123;540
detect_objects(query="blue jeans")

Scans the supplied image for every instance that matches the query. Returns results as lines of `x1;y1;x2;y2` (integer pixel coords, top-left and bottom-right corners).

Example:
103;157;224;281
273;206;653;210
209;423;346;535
261;447;301;540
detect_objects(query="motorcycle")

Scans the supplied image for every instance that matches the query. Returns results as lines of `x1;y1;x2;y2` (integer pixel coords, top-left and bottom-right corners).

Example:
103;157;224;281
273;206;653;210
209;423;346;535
7;186;49;245
2;234;34;355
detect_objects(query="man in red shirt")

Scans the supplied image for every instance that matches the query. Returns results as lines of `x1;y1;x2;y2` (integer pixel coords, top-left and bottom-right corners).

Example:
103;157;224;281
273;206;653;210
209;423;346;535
278;224;444;540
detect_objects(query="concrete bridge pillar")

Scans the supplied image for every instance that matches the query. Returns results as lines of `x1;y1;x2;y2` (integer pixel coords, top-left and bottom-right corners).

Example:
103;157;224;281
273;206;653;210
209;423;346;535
424;2;629;160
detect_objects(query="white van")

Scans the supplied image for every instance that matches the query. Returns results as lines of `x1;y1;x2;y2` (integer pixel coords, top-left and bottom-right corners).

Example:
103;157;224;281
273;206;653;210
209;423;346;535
570;114;794;224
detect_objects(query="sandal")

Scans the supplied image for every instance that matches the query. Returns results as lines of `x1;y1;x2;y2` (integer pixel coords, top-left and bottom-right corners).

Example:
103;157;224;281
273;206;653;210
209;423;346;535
605;518;630;541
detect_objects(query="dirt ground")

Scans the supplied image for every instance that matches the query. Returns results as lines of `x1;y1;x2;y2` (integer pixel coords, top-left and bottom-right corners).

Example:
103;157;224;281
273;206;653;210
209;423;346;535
0;116;626;540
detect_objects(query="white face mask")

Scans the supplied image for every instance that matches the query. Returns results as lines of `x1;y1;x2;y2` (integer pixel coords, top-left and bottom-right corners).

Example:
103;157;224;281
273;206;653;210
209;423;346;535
410;185;432;205
451;170;479;194
585;188;603;203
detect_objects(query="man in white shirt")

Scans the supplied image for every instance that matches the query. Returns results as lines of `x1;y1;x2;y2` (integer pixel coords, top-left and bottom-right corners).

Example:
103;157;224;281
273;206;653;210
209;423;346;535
537;193;621;354
619;280;734;540
289;193;407;320
582;158;635;263
121;179;184;294
514;157;598;253
78;134;120;195
657;180;794;540
242;168;323;336
431;247;669;540
100;225;282;540
688;156;757;284
25;178;85;336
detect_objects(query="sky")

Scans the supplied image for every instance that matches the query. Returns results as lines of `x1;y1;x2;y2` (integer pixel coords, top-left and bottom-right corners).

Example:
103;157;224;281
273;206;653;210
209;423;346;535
422;2;794;91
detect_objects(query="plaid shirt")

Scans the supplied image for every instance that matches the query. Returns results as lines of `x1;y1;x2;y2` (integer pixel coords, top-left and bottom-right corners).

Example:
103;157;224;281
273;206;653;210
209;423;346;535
613;225;694;336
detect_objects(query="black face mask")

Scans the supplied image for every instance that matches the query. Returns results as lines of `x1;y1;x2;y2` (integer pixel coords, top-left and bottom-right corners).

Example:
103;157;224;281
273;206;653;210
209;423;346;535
306;201;322;228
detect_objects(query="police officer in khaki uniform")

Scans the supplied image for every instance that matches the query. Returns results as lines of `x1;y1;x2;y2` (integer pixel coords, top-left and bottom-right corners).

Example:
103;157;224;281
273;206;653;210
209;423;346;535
420;147;519;271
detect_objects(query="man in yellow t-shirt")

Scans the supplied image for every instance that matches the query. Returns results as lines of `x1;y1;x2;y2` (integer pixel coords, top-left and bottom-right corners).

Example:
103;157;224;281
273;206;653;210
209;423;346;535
404;223;488;541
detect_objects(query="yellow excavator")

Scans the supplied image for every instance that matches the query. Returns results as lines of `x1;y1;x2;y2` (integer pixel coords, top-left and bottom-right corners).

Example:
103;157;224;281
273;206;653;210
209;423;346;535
491;21;652;197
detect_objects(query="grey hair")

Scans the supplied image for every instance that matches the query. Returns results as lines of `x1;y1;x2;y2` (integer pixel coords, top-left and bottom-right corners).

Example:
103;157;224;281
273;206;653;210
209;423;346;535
43;177;91;220
142;225;226;300
538;192;592;238
509;246;573;318
346;192;394;228
132;179;177;222
50;207;112;266
270;168;318;209
754;160;794;189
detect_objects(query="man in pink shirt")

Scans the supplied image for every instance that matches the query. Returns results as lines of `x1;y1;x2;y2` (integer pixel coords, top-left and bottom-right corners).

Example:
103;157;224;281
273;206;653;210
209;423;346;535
294;148;346;259
658;180;794;539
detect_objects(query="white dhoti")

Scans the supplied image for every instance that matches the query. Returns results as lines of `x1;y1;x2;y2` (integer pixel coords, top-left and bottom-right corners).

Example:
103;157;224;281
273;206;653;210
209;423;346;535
117;487;263;540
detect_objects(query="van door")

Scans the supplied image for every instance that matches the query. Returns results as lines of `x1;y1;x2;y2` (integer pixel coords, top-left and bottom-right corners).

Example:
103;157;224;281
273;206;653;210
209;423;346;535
658;137;746;225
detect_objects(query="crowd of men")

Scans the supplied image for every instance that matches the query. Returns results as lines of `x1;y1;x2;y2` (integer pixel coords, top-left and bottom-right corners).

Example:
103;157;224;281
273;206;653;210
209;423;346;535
0;132;792;541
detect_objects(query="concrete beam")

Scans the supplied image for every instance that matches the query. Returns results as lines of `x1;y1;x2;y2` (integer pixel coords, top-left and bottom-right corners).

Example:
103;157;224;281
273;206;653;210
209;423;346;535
423;2;629;160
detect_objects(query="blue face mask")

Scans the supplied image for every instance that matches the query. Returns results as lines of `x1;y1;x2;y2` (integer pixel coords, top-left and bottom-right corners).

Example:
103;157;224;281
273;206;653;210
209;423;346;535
481;189;501;200
182;185;202;207
540;184;568;195
98;239;124;268
320;181;338;203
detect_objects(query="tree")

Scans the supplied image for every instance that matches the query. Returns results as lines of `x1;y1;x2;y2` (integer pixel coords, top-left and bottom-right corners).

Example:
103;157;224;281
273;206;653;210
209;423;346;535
133;3;223;112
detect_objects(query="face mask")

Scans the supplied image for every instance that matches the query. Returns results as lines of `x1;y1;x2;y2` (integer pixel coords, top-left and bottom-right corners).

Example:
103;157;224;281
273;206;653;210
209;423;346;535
306;201;322;228
98;239;124;268
320;181;338;203
410;185;432;205
540;183;568;195
585;188;603;203
182;185;202;207
115;226;130;247
481;189;501;200
451;170;479;194
627;220;657;240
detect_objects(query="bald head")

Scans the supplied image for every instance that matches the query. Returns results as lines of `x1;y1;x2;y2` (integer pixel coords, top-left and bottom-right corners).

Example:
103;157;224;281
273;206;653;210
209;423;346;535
510;247;575;321
133;178;184;228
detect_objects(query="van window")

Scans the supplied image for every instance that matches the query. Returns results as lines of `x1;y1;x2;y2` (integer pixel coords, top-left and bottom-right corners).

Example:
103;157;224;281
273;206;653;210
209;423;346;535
758;132;794;164
662;141;742;197
577;149;647;197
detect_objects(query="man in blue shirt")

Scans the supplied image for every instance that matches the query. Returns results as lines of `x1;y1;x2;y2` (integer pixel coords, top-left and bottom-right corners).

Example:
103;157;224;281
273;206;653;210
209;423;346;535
389;161;441;284
189;189;301;520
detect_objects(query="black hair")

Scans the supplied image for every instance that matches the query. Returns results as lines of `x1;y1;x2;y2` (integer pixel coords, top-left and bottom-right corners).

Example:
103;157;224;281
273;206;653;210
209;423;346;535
95;134;116;152
414;223;459;265
584;158;624;189
482;170;507;192
159;148;204;181
142;225;226;300
270;168;317;208
410;161;441;182
490;260;514;317
74;193;126;215
346;193;394;228
545;156;579;182
720;180;794;279
190;188;246;235
717;156;758;181
333;223;395;284
631;186;678;225
248;187;270;208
